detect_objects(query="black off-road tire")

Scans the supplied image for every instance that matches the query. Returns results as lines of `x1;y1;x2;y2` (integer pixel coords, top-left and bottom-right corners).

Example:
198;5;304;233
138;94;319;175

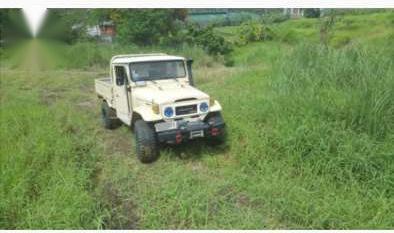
134;120;159;163
101;101;118;129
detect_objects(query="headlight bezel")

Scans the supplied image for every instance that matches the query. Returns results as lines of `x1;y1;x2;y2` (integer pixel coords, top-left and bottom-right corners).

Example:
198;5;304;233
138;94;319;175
164;106;174;117
209;98;215;106
199;102;209;113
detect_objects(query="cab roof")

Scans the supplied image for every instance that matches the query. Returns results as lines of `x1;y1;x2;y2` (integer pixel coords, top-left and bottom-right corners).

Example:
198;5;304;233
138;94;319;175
111;53;185;64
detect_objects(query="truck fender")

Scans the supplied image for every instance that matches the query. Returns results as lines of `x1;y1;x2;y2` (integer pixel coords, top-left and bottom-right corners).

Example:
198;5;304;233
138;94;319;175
100;98;114;109
133;105;162;123
209;100;222;112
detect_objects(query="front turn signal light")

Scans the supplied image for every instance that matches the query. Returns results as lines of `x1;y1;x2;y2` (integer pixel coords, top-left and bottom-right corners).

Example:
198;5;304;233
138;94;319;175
209;98;215;106
152;103;160;114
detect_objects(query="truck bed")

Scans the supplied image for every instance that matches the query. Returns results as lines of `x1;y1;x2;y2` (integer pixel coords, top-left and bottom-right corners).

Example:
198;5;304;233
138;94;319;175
95;77;113;102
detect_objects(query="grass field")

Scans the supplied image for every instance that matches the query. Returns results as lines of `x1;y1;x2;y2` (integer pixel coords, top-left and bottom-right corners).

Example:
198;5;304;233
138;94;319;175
1;11;393;229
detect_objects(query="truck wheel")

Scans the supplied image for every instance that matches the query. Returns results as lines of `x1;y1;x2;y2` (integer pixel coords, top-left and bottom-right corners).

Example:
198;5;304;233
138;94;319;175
101;101;118;129
134;120;159;163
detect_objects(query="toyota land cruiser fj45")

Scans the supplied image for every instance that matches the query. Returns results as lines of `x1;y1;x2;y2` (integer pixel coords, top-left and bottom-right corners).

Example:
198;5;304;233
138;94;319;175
95;53;225;163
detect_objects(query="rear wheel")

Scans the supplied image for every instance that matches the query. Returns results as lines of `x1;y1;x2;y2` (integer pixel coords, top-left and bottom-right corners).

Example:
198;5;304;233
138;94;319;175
101;101;118;129
134;120;159;163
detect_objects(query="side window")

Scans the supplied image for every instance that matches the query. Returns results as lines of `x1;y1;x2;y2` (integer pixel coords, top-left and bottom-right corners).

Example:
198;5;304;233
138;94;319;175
115;66;126;86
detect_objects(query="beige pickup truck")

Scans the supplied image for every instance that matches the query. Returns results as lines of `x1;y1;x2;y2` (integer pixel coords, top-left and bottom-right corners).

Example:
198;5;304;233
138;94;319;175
95;53;225;163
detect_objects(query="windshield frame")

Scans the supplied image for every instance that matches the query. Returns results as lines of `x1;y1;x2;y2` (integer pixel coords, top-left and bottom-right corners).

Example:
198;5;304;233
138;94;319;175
129;59;187;82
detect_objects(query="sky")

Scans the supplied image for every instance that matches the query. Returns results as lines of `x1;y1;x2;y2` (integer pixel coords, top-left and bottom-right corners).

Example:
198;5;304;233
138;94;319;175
22;7;47;36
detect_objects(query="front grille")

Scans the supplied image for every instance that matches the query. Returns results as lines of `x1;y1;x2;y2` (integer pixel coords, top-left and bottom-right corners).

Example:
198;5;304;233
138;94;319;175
175;104;197;116
175;98;197;102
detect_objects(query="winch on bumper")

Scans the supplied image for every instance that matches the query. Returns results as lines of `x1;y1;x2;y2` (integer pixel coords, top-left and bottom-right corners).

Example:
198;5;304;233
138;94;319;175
154;115;225;144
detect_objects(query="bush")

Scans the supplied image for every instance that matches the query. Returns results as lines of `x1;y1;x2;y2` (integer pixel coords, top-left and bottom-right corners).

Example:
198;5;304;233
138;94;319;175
117;9;187;46
224;55;235;67
276;29;299;44
187;25;233;56
304;9;321;18
39;9;89;44
0;9;31;45
187;11;260;27
261;12;290;24
331;34;352;48
237;21;273;45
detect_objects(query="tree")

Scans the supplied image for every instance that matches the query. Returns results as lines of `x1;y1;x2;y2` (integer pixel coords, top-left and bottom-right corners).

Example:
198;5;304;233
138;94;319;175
0;9;31;46
187;24;233;55
87;9;123;25
304;8;321;18
116;9;187;45
38;9;88;44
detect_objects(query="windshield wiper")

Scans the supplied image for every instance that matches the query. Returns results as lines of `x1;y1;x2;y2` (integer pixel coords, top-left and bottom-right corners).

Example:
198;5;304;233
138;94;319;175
145;76;179;83
145;78;158;84
162;76;179;82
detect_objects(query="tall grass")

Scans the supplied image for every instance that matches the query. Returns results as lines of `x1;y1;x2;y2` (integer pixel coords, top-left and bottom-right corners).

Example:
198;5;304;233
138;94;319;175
1;11;393;229
216;43;394;228
0;70;105;228
268;44;394;188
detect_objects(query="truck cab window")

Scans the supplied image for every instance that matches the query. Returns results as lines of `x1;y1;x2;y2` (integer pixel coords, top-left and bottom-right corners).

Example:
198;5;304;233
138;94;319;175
115;66;126;86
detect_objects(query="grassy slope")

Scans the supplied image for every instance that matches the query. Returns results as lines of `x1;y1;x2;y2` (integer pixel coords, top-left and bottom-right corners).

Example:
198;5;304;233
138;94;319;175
0;41;106;228
0;11;393;229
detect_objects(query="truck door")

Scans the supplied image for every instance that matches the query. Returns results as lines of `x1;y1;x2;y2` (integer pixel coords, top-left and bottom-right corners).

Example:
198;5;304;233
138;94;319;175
113;65;131;123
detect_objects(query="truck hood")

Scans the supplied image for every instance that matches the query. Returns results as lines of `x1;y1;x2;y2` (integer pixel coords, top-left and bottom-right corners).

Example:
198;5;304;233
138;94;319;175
133;81;209;104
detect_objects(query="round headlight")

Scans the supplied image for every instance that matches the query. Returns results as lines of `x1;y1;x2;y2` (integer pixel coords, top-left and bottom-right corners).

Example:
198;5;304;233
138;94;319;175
164;107;174;117
199;102;209;112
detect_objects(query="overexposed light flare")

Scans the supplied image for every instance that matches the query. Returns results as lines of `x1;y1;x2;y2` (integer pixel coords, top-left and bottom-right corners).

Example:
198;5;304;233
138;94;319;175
22;7;47;37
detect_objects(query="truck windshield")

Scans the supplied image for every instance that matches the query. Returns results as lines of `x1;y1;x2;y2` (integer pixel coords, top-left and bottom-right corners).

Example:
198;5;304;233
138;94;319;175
130;60;186;81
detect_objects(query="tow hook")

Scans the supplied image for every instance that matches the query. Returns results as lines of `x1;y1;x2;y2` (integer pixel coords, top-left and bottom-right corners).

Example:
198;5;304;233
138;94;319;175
211;127;219;136
175;131;182;144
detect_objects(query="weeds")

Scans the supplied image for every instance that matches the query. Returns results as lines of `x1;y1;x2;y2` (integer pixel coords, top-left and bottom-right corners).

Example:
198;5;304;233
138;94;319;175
1;10;393;229
0;71;104;228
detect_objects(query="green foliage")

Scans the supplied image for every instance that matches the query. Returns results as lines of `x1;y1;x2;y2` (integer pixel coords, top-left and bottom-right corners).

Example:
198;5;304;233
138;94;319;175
275;44;394;140
38;9;187;46
36;39;220;70
189;11;261;27
276;29;300;44
237;21;273;45
38;9;89;44
0;9;31;46
217;41;394;228
1;10;394;229
0;50;105;228
261;12;290;24
86;9;123;25
304;8;321;18
187;25;233;56
223;55;235;67
116;9;186;45
320;12;337;45
331;34;352;47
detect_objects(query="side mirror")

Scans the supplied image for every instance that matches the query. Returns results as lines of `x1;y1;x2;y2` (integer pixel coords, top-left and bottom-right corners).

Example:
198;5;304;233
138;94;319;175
135;81;147;87
186;58;194;86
